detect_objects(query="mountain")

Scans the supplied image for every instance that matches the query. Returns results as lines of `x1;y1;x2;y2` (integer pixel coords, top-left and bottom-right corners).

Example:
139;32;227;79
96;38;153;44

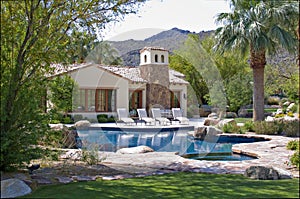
109;28;214;66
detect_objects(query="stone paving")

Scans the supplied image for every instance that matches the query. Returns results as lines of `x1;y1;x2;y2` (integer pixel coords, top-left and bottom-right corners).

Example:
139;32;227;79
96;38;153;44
1;134;299;192
101;134;299;177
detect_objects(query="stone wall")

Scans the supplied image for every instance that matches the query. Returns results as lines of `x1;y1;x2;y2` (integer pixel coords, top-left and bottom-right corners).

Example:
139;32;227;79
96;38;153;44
146;83;171;111
140;64;171;111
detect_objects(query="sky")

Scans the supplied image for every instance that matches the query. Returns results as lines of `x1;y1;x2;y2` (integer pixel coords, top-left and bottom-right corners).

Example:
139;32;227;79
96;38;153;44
102;0;231;41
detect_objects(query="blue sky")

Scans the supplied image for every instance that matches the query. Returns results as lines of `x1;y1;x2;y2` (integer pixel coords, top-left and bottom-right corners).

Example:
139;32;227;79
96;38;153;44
102;0;231;41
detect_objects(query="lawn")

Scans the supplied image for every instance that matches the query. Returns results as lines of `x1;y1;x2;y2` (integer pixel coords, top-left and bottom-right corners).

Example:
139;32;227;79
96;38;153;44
21;172;299;199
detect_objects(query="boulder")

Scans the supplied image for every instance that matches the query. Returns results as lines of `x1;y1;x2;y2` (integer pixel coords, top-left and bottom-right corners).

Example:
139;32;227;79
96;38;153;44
1;178;32;198
49;123;64;130
244;166;293;180
204;118;220;126
287;103;295;111
75;120;91;129
116;146;154;154
208;112;218;119
62;127;82;149
216;119;237;129
276;109;283;115
238;109;248;118
265;116;275;122
224;112;238;118
194;126;222;142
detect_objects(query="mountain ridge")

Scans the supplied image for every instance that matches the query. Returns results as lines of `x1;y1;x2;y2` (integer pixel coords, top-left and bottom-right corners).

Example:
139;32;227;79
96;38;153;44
109;27;214;66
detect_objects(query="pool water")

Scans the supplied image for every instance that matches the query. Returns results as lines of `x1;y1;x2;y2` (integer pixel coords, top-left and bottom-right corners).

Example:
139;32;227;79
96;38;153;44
77;130;263;161
183;153;257;161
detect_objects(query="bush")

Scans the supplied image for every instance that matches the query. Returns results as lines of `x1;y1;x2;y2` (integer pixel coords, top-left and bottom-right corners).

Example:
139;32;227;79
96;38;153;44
222;123;243;134
73;114;83;122
282;120;299;137
243;121;255;132
97;117;108;123
287;112;294;117
287;140;300;169
62;116;73;124
275;113;285;118
253;121;284;135
107;116;116;123
287;140;299;151
267;96;280;105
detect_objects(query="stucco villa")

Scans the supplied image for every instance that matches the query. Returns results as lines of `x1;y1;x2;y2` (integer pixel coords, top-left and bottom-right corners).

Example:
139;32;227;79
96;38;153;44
53;47;189;119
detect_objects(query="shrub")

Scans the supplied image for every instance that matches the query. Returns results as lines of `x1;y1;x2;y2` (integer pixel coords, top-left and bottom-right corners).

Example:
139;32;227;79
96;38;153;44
81;144;106;165
282;120;300;137
253;121;284;135
267;96;280;105
275;113;285;118
287;140;300;169
62;116;73;124
97;117;108;123
290;149;299;169
287;140;299;151
222;123;243;134
243;121;255;132
73;114;83;122
107;116;116;123
287;112;294;117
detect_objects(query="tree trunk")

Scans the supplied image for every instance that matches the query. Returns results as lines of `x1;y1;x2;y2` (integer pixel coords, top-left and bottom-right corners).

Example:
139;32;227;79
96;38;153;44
252;67;265;121
250;45;266;121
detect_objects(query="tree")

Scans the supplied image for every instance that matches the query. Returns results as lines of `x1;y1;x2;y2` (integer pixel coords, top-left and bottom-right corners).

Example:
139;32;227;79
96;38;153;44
214;0;298;121
85;41;123;65
1;0;147;171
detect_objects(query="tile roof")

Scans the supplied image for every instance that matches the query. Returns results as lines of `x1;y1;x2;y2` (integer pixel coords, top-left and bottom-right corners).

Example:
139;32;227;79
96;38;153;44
140;47;168;53
51;63;188;85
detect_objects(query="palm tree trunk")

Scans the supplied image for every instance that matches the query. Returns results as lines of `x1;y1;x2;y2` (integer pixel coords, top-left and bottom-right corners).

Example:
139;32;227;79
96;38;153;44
250;46;266;121
252;67;265;121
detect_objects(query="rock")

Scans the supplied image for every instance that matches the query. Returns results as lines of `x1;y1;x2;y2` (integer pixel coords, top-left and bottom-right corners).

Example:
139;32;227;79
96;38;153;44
265;116;275;122
49;123;64;130
62;127;82;148
238;109;248;118
216;119;237;129
244;166;293;180
276;109;283;115
75;120;91;129
55;177;73;184
31;175;52;185
287;103;295;111
194;126;222;142
1;178;32;198
204;118;220;126
224;112;238;118
116;146;154;154
208;113;218;119
283;101;290;106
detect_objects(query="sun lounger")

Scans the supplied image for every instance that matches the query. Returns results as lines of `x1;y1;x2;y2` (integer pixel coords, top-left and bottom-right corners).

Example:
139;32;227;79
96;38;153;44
117;108;135;125
151;108;171;126
137;108;156;125
171;108;189;125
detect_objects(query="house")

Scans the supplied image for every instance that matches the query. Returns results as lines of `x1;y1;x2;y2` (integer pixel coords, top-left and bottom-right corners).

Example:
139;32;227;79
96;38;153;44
53;47;188;119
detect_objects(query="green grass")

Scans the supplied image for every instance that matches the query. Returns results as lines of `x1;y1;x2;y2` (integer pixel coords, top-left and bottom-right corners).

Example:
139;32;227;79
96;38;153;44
246;108;277;113
21;172;299;199
234;117;252;123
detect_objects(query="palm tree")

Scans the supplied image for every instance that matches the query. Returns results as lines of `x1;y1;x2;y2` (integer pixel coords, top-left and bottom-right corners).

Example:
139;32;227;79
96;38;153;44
214;0;298;121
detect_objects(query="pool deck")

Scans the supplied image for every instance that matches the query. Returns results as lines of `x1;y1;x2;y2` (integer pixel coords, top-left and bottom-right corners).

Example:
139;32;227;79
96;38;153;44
100;133;299;178
70;119;299;178
88;119;298;178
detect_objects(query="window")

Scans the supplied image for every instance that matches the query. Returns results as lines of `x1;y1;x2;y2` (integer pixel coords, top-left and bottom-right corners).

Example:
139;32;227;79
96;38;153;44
96;89;116;112
161;55;165;63
74;89;116;112
129;90;143;116
144;55;147;63
170;91;180;108
155;54;158;62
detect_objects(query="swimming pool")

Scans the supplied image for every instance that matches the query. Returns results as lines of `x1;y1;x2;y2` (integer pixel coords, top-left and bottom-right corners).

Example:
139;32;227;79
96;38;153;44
77;129;267;159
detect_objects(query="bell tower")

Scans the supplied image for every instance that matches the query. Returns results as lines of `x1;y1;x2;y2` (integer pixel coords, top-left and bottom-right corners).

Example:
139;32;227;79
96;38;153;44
139;47;171;110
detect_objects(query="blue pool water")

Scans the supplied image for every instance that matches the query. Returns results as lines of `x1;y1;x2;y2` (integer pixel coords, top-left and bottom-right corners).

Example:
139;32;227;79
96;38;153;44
77;129;265;161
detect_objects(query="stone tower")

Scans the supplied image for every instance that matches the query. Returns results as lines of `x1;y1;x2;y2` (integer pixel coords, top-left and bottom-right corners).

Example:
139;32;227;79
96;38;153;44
139;47;171;111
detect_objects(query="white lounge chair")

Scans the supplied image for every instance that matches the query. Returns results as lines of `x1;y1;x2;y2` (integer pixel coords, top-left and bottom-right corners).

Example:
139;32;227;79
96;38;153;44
117;108;135;125
151;108;171;126
172;108;189;125
137;108;156;125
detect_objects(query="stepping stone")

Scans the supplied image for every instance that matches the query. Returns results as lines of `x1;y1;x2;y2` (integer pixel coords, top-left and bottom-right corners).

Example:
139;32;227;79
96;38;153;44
1;178;32;198
31;175;52;185
55;177;73;184
73;176;95;182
